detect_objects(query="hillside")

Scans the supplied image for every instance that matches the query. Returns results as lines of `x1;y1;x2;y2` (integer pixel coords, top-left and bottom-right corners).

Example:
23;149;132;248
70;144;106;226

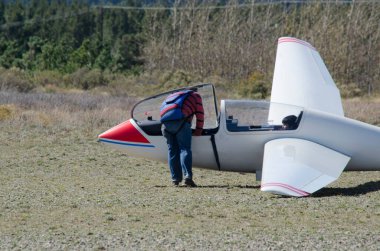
0;1;379;97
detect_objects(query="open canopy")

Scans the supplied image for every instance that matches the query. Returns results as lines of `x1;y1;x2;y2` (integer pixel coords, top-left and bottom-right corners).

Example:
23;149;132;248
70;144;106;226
132;83;219;130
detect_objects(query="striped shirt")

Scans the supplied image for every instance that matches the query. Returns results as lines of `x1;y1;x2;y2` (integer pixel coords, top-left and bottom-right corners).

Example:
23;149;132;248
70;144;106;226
182;92;204;136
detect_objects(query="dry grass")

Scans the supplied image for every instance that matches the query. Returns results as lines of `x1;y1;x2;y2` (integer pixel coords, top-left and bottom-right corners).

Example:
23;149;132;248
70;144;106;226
343;98;380;126
0;105;13;121
0;91;379;250
144;2;380;95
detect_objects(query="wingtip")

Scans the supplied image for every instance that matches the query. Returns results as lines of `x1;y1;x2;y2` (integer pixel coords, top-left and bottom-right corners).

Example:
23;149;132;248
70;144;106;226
261;183;310;197
277;37;316;50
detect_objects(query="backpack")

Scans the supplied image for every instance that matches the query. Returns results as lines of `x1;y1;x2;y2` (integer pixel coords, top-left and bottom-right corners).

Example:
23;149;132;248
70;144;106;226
160;90;193;122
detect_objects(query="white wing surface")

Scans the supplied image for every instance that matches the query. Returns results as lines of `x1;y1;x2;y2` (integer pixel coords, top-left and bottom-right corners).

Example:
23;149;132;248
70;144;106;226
269;37;344;124
261;138;350;197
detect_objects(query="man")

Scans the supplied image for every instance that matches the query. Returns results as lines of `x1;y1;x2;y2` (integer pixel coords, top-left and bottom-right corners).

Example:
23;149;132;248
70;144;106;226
282;115;298;130
160;88;204;187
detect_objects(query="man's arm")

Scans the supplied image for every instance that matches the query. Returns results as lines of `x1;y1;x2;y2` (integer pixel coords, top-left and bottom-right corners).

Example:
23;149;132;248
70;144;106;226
193;93;204;136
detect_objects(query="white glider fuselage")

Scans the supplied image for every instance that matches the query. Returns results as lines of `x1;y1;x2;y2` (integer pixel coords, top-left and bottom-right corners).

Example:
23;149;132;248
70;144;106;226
294;109;380;171
216;107;380;172
99;101;380;173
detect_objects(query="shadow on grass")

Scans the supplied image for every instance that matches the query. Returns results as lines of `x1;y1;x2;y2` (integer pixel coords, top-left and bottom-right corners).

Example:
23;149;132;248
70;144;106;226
197;184;260;189
313;181;380;197
153;184;260;189
153;181;380;196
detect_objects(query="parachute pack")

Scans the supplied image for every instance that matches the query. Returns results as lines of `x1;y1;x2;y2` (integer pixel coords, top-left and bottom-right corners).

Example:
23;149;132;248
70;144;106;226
160;90;193;122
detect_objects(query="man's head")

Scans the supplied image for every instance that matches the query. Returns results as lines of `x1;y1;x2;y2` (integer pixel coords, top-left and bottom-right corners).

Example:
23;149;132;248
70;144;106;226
282;115;297;130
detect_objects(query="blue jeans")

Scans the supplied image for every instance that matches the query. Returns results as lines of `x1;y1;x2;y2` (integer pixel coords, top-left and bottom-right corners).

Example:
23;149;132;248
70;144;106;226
162;121;192;182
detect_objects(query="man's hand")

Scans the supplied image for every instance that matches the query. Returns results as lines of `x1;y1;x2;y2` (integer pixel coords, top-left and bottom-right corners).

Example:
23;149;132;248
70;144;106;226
192;129;202;136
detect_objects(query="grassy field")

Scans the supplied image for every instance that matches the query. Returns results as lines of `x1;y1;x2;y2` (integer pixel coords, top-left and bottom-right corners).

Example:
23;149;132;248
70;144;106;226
0;92;379;250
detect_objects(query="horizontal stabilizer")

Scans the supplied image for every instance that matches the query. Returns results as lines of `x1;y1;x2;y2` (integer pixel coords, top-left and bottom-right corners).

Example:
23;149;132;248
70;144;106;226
261;138;350;197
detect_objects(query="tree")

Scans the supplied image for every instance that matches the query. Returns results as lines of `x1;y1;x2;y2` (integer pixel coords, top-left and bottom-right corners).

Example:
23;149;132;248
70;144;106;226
21;36;45;70
67;39;94;70
112;34;143;72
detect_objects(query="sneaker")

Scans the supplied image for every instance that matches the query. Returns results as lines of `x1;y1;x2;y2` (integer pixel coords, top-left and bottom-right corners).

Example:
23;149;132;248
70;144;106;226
184;179;197;187
172;181;180;187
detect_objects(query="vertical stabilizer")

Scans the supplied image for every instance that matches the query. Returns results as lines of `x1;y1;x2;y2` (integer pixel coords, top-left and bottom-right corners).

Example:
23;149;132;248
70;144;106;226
269;37;344;124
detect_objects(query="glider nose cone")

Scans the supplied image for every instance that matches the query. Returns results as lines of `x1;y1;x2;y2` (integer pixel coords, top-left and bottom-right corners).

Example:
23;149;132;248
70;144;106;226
98;119;150;143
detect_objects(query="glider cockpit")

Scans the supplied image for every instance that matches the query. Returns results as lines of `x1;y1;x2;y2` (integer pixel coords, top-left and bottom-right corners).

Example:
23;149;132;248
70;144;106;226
131;83;219;136
224;100;303;132
131;83;304;136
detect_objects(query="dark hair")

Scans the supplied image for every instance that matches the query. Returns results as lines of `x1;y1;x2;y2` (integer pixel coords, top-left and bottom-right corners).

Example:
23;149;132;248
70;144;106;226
282;115;298;129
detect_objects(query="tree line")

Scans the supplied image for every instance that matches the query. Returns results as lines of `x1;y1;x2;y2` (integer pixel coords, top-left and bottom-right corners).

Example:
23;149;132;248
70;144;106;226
0;0;145;73
0;1;379;97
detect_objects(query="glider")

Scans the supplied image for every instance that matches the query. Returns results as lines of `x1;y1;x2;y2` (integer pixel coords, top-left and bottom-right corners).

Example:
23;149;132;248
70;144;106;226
98;37;380;197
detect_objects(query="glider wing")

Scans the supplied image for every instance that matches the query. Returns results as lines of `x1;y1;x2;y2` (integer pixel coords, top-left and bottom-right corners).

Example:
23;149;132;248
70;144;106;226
261;138;350;197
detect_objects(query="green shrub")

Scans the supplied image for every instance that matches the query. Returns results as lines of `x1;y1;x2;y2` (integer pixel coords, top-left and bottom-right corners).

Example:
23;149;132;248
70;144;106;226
31;70;64;87
64;68;106;90
0;67;34;92
237;71;271;99
158;70;197;91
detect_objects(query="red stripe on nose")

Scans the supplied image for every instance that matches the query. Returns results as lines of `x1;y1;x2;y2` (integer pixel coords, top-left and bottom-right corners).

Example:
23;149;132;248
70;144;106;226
98;119;150;143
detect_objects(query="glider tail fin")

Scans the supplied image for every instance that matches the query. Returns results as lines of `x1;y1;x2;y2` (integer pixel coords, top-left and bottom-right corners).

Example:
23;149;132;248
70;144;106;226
269;37;344;124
